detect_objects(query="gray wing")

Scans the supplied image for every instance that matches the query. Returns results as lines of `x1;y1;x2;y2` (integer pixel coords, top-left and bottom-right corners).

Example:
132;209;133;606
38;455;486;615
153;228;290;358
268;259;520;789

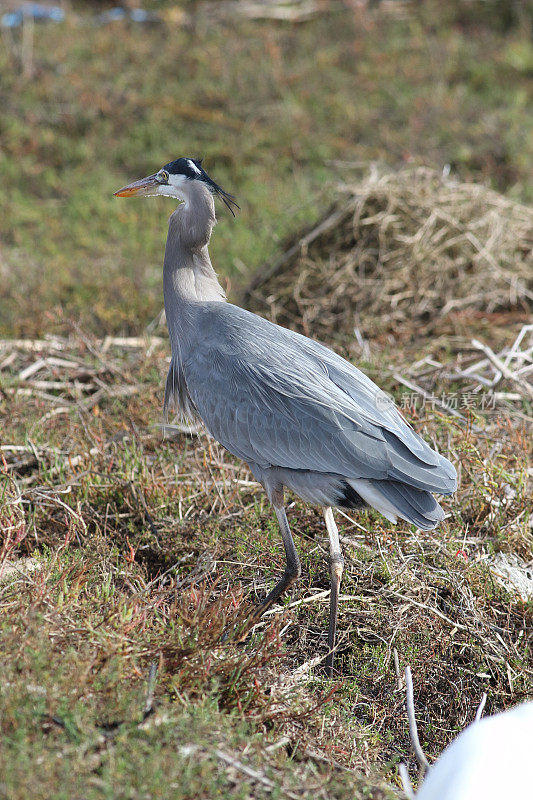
183;305;456;494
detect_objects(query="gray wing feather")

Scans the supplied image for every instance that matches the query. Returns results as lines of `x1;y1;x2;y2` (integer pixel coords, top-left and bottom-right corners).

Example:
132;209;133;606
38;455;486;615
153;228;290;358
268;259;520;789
184;304;457;494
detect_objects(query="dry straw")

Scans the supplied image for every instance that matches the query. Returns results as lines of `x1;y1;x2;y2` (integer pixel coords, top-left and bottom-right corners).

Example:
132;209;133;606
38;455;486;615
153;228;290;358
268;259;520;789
243;167;533;343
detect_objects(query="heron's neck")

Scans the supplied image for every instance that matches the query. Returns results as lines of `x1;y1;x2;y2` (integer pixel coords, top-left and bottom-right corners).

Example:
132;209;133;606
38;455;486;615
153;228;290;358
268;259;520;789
163;184;226;346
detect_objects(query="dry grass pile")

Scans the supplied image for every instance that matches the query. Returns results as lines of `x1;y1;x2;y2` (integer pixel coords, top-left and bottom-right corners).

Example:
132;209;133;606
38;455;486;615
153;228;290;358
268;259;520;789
244;167;533;344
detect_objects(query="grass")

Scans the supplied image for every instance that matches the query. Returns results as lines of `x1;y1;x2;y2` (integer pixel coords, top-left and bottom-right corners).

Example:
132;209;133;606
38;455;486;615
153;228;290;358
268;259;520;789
0;1;531;335
0;328;531;798
1;2;532;798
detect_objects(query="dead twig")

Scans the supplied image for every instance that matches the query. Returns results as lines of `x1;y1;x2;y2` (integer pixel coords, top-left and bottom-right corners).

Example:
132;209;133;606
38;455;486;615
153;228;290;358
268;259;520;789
399;763;415;800
142;662;158;721
405;665;431;775
214;749;277;792
471;338;533;400
474;692;488;723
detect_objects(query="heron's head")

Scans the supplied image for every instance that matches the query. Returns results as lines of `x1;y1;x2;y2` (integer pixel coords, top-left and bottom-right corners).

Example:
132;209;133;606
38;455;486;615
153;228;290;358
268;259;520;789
114;157;239;216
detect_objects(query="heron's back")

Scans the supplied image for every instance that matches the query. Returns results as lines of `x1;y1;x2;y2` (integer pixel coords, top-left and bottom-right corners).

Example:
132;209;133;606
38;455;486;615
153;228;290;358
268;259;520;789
169;302;457;528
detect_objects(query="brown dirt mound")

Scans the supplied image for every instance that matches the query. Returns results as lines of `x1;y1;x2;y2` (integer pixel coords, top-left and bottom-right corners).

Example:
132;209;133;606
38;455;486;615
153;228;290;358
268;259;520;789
243;167;533;345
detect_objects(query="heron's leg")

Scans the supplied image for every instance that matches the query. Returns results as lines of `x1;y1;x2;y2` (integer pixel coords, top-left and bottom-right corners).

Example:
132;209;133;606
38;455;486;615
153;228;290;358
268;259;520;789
324;506;344;678
251;505;301;621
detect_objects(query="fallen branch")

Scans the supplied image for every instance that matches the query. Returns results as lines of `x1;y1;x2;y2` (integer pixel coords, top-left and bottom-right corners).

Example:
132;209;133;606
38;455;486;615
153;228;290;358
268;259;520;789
405;665;431;775
475;692;488;723
471;338;533;400
142;662;158;721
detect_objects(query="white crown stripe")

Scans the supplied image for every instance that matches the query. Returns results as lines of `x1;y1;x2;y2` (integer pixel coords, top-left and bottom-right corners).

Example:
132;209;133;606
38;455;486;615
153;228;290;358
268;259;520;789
187;159;202;175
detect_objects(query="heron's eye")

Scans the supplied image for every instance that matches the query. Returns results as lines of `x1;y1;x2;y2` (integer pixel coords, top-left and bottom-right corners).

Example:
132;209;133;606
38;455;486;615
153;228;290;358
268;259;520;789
157;170;169;183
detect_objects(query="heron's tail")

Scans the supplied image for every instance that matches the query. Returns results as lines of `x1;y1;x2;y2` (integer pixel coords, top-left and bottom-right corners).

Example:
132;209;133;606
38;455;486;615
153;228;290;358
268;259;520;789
347;478;448;531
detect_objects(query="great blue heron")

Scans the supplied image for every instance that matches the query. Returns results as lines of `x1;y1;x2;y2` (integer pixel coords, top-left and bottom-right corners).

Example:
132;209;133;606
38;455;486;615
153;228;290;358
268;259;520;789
115;157;457;676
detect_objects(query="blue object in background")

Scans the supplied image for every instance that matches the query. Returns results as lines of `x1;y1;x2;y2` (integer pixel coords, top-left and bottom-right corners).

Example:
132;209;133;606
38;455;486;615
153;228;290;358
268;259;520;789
1;4;160;28
96;7;160;25
130;9;157;23
95;7;127;25
1;4;65;28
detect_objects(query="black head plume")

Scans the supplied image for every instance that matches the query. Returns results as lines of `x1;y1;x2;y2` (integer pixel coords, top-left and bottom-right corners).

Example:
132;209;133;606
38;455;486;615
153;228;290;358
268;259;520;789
163;157;240;217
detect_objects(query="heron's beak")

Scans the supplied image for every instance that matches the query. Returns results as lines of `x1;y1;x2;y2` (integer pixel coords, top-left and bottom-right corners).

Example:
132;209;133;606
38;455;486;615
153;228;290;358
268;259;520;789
114;174;160;197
